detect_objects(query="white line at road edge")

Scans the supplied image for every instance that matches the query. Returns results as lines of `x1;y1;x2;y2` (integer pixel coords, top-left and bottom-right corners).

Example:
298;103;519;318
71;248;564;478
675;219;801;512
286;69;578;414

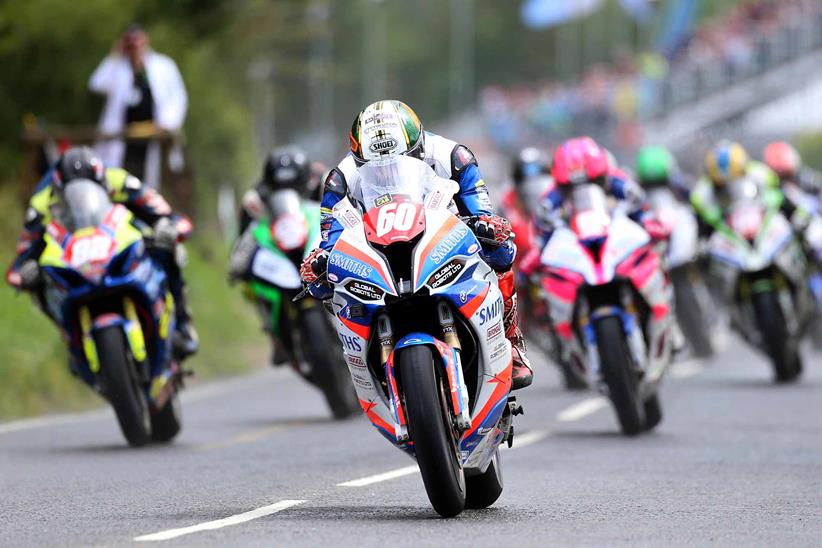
556;397;608;422
338;428;551;488
134;499;305;542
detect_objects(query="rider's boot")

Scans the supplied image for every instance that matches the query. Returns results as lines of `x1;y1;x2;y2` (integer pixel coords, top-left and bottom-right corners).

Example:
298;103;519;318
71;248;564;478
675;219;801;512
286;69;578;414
170;275;199;359
498;270;533;390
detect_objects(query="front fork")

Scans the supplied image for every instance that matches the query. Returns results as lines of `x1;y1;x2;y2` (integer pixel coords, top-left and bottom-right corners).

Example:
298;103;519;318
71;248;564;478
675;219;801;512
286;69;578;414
378;300;474;444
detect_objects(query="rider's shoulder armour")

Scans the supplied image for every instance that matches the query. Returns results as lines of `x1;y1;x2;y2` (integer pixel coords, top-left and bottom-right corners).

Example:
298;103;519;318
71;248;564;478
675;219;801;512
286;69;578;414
450;144;479;179
323;167;348;198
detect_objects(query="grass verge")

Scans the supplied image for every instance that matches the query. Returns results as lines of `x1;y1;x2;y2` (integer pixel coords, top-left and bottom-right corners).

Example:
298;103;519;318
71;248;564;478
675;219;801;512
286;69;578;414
0;189;267;420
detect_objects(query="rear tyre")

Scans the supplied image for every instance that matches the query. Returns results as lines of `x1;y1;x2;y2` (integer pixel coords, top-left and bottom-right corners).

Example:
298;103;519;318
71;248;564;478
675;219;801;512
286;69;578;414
672;268;714;358
299;307;359;419
465;449;504;509
151;392;182;442
95;327;151;447
752;291;802;383
595;316;645;436
643;393;663;432
400;345;466;518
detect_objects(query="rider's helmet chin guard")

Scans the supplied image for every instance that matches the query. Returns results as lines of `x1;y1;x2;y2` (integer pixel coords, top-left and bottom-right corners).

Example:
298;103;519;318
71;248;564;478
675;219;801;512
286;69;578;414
551;136;609;189
350;100;425;167
763;141;801;181
705;140;748;187
53;146;105;191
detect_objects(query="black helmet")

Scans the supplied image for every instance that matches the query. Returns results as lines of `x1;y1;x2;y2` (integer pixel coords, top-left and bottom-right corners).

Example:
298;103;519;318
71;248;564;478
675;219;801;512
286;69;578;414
54;146;105;189
262;146;310;192
512;147;549;186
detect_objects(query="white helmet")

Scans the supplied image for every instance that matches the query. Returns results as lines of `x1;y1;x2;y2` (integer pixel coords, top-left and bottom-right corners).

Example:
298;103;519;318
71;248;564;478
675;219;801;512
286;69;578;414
350;100;425;165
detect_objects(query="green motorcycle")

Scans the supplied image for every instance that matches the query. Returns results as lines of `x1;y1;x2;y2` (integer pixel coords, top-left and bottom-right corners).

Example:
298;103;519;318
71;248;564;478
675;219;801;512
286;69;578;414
241;189;358;418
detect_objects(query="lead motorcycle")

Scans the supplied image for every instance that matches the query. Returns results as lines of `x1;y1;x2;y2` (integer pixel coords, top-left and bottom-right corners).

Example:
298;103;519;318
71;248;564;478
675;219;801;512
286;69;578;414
241;188;358;418
706;177;814;381
299;156;519;517
646;186;715;357
538;183;675;435
37;180;184;446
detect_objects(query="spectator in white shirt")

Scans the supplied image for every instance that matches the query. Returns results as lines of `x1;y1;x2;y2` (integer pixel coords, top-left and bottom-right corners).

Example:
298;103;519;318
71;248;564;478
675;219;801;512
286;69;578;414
89;25;187;188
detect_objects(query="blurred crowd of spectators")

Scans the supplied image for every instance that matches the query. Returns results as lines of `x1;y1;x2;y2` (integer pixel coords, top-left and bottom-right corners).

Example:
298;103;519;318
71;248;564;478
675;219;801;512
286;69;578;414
480;0;822;156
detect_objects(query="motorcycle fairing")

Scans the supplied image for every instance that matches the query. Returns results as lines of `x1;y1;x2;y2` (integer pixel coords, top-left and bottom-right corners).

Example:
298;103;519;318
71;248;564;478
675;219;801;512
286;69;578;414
39;206;174;399
330;190;511;473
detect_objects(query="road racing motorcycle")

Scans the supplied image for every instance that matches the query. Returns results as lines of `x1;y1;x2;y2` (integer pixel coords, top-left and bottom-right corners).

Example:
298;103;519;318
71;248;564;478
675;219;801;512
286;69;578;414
242;188;358;419
37;180;183;446
647;186;715;358
538;183;675;435
706;177;814;381
300;156;520;517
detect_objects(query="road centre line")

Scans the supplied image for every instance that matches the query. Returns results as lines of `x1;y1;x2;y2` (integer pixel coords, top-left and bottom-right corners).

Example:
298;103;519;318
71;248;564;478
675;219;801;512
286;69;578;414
556;397;608;422
339;427;552;488
133;499;306;542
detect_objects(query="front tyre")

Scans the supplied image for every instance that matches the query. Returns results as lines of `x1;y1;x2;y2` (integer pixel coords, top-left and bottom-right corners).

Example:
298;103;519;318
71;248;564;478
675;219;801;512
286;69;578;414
95;327;151;447
595;316;645;436
299;307;359;419
752;291;802;382
465;449;504;509
400;345;466;517
672;267;714;358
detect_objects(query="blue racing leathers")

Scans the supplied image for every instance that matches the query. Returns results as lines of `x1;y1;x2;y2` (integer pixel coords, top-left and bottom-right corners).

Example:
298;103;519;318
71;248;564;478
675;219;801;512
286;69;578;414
319;131;515;271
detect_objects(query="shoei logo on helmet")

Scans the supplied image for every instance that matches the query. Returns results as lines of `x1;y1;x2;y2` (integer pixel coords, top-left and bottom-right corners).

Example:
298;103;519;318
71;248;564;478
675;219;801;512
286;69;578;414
369;137;398;154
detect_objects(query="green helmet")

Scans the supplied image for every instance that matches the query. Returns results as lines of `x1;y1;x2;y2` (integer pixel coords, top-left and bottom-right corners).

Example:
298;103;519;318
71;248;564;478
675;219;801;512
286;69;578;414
636;146;676;187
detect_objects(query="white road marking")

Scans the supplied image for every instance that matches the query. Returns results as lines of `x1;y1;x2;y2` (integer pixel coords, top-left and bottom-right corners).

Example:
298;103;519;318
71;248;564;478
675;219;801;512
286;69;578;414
338;465;419;487
670;359;705;379
502;428;550;450
133;499;305;542
556;397;608;422
339;428;552;487
0;410;105;435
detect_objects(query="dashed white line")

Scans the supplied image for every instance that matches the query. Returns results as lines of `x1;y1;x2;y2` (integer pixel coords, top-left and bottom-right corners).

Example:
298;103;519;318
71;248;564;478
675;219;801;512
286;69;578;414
556;397;608;422
133;499;306;542
340;427;552;487
337;464;419;487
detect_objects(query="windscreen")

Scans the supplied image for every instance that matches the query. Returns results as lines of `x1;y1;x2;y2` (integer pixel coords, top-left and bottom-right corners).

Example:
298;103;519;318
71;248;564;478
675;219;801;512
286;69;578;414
568;183;611;239
266;189;302;218
356;156;443;212
724;176;761;207
58;180;113;232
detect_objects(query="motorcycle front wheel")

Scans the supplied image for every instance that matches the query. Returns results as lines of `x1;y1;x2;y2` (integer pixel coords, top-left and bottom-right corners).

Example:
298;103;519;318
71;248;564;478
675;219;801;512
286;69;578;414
752;291;802;382
95;327;151;447
400;345;466;517
299;306;359;419
595;316;646;436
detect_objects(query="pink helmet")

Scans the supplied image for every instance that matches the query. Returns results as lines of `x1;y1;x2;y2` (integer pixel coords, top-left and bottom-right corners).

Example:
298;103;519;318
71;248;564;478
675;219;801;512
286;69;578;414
551;137;610;187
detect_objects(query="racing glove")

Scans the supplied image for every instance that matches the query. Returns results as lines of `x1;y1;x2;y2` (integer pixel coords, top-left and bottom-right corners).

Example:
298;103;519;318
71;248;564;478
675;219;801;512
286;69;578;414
642;218;670;242
17;260;43;291
300;248;330;286
466;214;514;247
153;217;179;251
300;248;333;300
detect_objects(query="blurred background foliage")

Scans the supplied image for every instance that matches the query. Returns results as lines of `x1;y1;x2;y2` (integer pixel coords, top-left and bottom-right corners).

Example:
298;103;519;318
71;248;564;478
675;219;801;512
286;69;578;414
0;0;731;192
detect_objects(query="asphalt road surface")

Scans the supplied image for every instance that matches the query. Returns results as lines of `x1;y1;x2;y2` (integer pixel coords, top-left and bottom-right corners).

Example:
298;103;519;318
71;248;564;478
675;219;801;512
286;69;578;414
2;337;821;547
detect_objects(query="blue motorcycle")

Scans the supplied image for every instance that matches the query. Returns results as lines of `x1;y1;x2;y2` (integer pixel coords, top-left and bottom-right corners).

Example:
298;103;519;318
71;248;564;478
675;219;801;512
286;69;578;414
38;180;182;446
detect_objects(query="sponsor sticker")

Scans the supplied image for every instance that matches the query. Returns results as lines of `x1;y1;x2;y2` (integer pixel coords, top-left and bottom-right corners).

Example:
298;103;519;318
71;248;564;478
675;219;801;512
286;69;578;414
429;259;465;289
429;225;470;265
345;280;384;301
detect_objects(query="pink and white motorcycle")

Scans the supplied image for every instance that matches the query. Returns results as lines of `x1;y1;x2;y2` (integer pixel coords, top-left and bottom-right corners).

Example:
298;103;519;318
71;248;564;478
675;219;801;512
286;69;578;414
537;183;675;435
